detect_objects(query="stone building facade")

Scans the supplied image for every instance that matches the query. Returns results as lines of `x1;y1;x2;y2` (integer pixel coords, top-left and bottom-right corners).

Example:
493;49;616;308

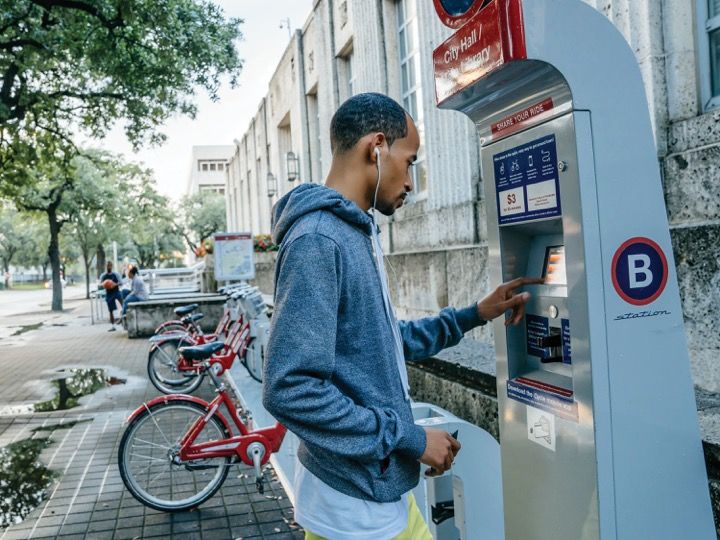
225;0;720;392
186;145;234;196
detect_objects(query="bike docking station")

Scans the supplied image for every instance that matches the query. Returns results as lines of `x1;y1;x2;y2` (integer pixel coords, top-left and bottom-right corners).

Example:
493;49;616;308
417;0;716;538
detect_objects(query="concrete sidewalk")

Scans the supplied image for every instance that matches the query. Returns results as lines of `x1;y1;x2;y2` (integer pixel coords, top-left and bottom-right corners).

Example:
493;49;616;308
0;299;301;539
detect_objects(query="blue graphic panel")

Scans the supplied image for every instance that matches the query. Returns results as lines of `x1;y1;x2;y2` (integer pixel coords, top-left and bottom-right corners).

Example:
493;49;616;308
526;314;549;358
507;379;578;422
561;319;572;365
493;135;561;225
438;0;476;16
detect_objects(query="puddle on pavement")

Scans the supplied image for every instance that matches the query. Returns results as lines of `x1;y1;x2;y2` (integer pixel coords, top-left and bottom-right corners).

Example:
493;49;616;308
33;368;126;412
9;322;43;337
0;437;56;529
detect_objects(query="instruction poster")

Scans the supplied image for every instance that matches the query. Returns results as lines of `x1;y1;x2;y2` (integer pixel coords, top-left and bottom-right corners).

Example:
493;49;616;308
214;232;255;281
493;134;562;225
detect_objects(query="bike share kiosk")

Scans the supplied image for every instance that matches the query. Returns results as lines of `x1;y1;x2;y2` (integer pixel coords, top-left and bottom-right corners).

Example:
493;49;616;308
430;0;714;538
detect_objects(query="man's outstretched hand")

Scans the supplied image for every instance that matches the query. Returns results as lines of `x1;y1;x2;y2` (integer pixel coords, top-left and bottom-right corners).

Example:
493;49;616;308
477;277;544;326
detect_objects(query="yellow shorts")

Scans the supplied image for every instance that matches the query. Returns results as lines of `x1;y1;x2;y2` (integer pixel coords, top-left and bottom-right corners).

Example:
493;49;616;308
304;493;432;540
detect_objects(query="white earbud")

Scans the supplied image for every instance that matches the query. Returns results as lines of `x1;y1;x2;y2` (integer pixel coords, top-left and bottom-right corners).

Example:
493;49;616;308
374;147;381;160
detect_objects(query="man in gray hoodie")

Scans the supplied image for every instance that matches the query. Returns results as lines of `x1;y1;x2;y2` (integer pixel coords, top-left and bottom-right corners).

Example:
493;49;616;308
263;93;539;539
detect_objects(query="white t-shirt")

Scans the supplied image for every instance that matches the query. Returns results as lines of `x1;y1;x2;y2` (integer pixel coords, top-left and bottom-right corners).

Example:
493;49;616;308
293;460;408;540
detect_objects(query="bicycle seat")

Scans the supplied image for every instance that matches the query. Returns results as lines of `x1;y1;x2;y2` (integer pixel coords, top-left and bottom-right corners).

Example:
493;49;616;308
174;304;199;316
179;341;225;360
189;313;204;323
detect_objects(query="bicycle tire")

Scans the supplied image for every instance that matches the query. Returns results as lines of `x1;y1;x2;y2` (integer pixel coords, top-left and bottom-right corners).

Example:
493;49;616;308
244;337;264;383
118;400;231;512
147;338;204;394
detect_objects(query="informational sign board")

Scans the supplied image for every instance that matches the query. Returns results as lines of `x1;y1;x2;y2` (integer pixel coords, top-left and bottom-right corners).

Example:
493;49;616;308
214;232;255;281
493;134;561;225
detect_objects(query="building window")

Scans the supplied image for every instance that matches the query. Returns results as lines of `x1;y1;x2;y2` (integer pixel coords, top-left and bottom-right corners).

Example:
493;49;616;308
307;91;322;182
397;0;428;196
338;47;356;102
339;1;348;28
699;0;720;110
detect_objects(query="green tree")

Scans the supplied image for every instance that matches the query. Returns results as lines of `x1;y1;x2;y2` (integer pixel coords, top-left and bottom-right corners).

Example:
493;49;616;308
8;146;78;310
120;172;184;269
0;0;243;179
15;215;50;281
181;191;227;251
0;203;34;288
66;152;121;298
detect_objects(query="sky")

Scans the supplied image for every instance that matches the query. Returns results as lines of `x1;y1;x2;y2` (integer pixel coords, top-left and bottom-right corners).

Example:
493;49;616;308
96;1;314;200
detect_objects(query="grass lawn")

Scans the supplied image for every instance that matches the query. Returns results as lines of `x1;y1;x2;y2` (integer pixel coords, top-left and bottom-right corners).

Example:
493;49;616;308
2;283;46;291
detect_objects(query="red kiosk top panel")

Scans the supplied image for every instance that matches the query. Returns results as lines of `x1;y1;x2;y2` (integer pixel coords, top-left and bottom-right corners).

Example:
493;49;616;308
433;0;526;105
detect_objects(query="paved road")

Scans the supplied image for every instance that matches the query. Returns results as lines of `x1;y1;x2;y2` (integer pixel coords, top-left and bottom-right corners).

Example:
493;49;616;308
0;287;86;318
0;301;300;539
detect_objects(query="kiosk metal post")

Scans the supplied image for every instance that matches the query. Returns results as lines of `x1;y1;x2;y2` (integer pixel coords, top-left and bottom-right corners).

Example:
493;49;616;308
431;1;715;538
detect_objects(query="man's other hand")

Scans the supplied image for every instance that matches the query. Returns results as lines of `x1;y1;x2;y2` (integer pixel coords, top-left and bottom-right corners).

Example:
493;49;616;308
420;427;461;477
477;277;544;327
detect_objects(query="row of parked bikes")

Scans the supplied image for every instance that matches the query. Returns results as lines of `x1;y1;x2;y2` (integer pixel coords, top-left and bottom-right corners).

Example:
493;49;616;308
117;284;288;512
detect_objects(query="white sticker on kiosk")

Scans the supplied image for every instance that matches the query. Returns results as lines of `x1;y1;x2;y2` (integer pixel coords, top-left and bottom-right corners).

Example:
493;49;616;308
527;405;556;452
526;180;558;211
499;187;526;217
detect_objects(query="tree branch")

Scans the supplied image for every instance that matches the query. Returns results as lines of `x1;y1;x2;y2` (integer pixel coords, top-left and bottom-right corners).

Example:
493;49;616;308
28;0;124;29
0;63;20;108
46;90;124;101
0;39;46;51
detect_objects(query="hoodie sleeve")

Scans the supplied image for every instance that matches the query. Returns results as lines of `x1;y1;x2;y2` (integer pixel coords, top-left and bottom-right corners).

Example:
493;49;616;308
398;306;486;362
263;233;427;462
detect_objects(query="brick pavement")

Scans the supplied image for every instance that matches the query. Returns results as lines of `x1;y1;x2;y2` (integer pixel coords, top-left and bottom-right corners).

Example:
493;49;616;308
0;298;301;540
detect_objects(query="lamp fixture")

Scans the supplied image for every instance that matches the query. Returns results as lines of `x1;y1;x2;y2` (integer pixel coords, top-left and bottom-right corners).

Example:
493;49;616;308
267;172;277;197
286;151;300;182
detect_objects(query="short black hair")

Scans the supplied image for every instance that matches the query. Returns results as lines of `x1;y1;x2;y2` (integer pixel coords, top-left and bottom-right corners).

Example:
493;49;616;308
330;93;408;155
128;267;138;277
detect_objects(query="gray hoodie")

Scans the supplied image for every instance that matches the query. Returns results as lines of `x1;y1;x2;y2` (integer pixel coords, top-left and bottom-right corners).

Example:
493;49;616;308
263;183;484;503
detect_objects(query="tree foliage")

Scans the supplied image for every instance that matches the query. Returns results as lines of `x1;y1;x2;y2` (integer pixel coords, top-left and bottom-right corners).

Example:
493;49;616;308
180;191;226;250
0;203;35;287
0;0;243;178
118;168;185;269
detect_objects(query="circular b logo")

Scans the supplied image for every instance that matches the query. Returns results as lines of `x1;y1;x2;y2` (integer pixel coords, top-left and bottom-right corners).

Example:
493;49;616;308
611;237;668;306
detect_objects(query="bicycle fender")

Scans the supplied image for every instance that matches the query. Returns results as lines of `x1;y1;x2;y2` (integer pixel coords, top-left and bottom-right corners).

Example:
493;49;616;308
126;395;233;435
148;333;192;347
154;320;184;334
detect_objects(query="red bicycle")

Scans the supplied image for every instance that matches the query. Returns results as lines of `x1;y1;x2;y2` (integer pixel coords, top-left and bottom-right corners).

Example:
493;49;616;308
147;307;252;394
153;303;202;335
118;341;287;512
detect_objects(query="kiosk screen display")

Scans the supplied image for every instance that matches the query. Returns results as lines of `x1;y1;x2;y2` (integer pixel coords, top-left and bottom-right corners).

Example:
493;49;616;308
543;245;566;285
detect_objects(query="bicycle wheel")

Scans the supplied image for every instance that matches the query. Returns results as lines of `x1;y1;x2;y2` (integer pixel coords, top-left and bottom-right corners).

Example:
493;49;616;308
118;400;231;512
244;338;264;383
148;339;204;394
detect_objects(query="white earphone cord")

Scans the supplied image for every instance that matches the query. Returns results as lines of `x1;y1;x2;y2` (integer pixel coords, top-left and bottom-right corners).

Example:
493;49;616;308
372;148;381;224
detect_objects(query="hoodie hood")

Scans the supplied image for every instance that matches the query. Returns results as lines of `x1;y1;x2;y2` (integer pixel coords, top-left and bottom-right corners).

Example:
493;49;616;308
272;184;373;244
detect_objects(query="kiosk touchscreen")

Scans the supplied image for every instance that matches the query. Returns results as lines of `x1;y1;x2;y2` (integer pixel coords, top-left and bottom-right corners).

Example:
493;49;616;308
430;0;715;539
